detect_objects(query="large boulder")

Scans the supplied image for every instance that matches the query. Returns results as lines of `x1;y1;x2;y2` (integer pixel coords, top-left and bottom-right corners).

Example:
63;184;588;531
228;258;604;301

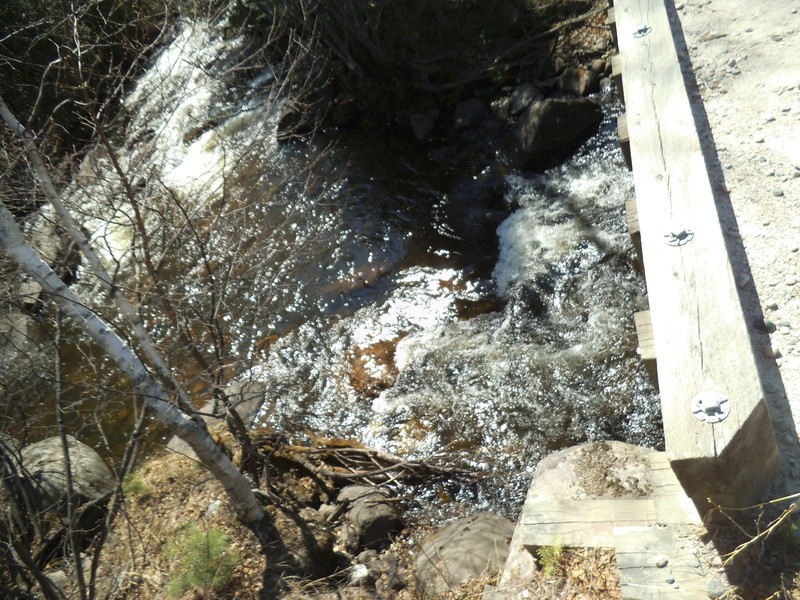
414;512;514;598
513;98;603;170
338;485;403;552
525;440;654;501
16;435;115;514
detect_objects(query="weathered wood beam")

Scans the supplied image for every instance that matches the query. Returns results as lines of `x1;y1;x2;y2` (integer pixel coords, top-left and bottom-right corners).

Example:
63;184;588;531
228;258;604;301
615;0;779;509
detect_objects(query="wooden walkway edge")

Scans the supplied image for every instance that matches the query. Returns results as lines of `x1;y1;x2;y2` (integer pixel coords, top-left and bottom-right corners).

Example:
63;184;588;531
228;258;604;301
614;0;779;510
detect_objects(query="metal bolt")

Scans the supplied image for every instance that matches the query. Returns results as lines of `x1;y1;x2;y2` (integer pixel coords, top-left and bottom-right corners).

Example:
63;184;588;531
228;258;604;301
634;26;652;38
665;229;694;246
691;391;730;423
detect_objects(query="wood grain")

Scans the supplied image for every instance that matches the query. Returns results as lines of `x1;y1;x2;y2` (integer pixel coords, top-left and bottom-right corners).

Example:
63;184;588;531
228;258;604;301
615;0;778;506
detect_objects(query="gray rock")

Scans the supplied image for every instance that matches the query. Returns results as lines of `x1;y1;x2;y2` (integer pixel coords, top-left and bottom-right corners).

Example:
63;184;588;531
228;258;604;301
413;512;514;598
513;98;604;170
349;563;371;586
509;83;543;116
491;97;512;119
557;67;599;97
338;485;403;551
528;441;656;501
16;436;115;515
454;99;486;129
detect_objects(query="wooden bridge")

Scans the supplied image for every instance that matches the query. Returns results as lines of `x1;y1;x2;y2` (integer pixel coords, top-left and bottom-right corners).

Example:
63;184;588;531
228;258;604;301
486;0;782;596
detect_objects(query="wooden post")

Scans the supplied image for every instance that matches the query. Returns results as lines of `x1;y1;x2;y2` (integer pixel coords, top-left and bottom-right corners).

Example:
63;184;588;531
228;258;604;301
634;310;657;385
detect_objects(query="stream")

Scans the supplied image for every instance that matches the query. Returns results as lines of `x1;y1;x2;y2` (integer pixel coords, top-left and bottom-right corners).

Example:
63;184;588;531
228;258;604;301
9;19;662;520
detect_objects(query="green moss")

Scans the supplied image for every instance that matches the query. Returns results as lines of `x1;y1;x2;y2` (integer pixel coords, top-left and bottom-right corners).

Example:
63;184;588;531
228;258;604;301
164;522;239;597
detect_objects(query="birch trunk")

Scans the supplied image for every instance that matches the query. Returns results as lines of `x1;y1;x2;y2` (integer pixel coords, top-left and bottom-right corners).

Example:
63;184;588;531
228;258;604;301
0;94;195;416
0;203;265;525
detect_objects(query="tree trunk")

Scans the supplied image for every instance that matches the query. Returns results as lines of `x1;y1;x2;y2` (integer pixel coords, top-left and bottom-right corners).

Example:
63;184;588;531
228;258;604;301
0;94;197;417
0;202;265;525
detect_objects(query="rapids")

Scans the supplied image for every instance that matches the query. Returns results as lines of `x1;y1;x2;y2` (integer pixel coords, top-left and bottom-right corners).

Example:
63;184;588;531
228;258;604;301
25;19;662;518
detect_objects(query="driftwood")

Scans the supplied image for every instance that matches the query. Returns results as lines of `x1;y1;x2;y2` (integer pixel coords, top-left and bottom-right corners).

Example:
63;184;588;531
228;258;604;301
214;426;468;489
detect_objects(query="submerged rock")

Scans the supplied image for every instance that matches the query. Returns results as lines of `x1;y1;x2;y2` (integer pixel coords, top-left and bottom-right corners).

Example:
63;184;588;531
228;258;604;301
411;111;438;142
454;98;486;129
513;98;603;170
413;511;514;598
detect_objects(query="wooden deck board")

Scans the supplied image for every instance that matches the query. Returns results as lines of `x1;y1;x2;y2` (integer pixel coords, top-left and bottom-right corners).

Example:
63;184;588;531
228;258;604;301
519;452;701;549
615;0;778;507
614;525;717;598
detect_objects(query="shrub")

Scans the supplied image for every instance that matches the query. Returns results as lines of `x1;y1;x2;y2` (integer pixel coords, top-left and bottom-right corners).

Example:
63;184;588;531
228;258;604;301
536;542;565;577
164;521;239;597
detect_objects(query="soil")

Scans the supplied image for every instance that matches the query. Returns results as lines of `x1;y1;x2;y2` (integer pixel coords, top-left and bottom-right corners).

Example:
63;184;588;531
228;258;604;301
674;0;800;494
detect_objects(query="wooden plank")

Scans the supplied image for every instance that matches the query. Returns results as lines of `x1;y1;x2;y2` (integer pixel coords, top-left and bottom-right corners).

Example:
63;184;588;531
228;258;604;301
626;200;640;236
617;112;632;169
634;309;657;384
626;199;644;271
614;525;723;599
615;0;778;508
634;310;655;361
612;54;625;104
520;497;684;549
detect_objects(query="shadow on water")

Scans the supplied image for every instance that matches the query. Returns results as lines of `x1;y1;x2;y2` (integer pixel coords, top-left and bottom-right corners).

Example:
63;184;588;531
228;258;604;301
664;0;800;594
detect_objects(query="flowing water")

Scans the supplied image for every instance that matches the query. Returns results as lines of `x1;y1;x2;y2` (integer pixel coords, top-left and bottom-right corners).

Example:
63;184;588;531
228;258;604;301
11;19;662;518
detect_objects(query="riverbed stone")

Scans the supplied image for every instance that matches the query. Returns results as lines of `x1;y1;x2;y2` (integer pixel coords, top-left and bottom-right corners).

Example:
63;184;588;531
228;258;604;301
510;83;544;116
338;485;403;551
557;66;599;97
413;512;514;598
513;98;603;170
591;58;609;74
